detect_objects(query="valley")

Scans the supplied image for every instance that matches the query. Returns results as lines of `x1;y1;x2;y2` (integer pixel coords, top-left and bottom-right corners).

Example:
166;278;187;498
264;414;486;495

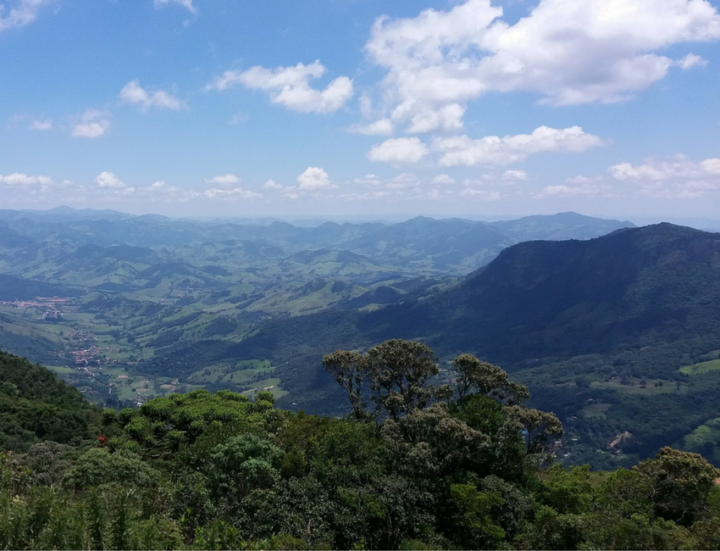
5;207;720;470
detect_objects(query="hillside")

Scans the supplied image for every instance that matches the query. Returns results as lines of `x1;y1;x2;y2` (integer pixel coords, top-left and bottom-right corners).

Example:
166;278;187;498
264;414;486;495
2;346;720;550
205;224;720;467
0;350;100;449
0;209;631;408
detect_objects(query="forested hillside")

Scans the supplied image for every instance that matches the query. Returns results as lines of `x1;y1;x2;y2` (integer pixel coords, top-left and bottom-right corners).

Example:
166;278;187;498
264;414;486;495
204;224;720;468
2;344;720;550
0;350;101;449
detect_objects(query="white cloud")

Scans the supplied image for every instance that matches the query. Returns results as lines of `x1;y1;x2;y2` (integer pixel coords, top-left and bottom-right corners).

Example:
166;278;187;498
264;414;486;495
502;169;527;182
263;179;283;190
609;156;720;181
203;188;262;199
72;110;110;139
367;137;429;164
608;155;720;198
0;173;52;185
154;0;196;14
349;119;393;135
387;173;420;189
354;174;384;187
677;53;708;69
405;104;465;134
0;0;55;32
204;174;240;187
434;126;607;166
29;119;52;131
432;174;455;185
148;181;179;193
207;61;353;114
94;172;126;189
297;167;335;190
538;184;615;198
120;80;187;111
364;0;720;132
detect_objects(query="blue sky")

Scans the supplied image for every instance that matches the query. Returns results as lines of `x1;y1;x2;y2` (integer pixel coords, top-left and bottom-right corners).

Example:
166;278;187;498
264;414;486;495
1;0;720;220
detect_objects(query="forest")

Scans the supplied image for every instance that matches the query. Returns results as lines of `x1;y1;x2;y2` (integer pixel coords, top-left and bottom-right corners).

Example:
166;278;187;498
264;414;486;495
2;344;720;550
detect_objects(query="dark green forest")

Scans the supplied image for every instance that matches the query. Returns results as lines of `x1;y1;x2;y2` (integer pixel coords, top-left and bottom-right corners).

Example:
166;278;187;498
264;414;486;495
3;344;720;550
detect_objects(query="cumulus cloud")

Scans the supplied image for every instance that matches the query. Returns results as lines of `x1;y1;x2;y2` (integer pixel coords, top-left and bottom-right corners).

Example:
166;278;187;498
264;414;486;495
364;0;720;132
0;0;55;32
72;110;110;139
120;80;187;111
263;179;283;190
204;174;240;187
434;126;607;166
432;174;455;185
154;0;196;14
610;156;720;181
367;137;429;164
609;155;720;198
406;104;465;134
207;61;353;114
297;167;335;190
677;53;708;69
0;173;52;185
94;172;127;189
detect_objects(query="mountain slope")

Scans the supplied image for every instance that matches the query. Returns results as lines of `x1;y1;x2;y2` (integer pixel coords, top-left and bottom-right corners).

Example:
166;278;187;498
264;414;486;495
0;350;100;450
198;224;720;464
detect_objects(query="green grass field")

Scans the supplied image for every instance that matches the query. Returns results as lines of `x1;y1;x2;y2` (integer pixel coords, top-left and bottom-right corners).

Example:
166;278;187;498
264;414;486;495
673;418;720;463
680;359;720;375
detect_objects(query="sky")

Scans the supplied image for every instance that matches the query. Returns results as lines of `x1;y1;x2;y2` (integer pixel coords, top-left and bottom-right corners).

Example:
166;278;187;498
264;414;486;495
1;0;720;220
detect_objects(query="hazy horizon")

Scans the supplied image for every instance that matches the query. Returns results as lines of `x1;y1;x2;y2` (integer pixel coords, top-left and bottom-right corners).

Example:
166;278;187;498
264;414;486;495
4;204;720;232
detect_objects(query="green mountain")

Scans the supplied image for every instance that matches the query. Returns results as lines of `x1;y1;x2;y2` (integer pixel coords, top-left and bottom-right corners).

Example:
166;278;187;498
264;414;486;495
193;223;720;466
0;349;100;450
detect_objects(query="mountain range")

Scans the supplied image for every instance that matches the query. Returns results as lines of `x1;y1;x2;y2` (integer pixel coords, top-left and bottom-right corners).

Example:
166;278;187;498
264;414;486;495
152;223;720;467
7;208;720;466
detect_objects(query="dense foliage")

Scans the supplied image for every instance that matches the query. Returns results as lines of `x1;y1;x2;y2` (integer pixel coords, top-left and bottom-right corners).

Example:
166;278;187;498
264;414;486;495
2;343;720;550
218;224;720;468
0;351;101;450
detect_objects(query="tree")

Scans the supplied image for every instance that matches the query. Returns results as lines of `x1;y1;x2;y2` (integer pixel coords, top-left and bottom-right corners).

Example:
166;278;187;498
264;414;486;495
365;340;447;419
635;447;720;526
323;340;451;420
453;353;530;405
321;350;368;421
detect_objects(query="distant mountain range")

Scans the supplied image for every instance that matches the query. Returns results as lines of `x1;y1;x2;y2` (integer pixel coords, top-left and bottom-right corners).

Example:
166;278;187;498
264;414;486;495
15;207;720;467
165;223;720;467
0;208;633;274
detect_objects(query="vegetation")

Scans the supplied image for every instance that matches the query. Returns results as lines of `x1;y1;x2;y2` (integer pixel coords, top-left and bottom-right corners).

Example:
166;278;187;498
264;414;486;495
2;342;720;549
0;351;101;450
4;210;720;470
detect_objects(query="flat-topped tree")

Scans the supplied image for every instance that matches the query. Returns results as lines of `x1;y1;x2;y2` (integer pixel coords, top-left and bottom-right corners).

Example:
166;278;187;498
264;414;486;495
323;339;452;420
